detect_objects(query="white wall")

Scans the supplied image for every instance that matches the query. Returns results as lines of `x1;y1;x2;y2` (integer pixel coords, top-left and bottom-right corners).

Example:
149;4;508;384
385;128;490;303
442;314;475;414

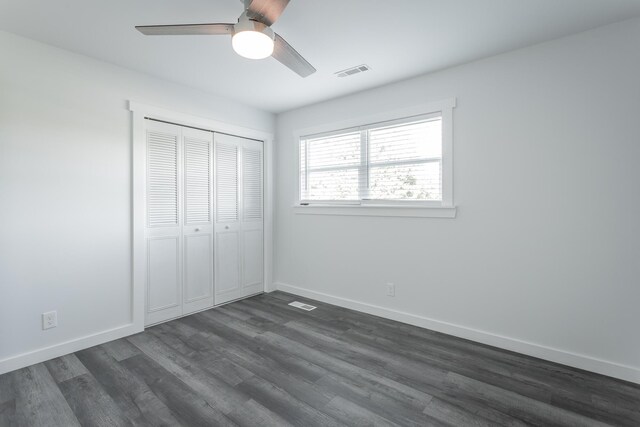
274;18;640;382
0;30;274;371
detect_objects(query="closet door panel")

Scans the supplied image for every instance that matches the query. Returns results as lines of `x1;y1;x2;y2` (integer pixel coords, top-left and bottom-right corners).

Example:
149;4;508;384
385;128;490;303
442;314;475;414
242;229;263;287
145;120;183;325
147;237;180;312
182;127;214;314
215;231;241;294
241;142;264;292
215;135;242;303
184;234;212;298
242;147;262;222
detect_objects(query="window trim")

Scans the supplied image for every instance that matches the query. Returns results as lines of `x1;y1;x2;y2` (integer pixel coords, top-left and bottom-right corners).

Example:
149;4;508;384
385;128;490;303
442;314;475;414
292;204;457;218
294;98;456;216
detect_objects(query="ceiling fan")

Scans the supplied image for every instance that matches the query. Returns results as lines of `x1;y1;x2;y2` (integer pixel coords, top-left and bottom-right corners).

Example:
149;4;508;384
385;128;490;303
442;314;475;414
135;0;316;77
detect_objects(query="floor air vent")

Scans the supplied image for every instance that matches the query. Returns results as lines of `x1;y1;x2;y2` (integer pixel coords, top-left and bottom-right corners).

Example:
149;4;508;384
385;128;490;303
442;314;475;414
335;64;371;78
288;301;317;311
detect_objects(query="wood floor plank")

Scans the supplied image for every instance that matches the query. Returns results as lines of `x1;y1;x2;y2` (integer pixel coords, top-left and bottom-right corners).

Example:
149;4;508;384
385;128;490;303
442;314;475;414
221;344;336;409
127;332;251;415
587;392;640;425
196;355;255;387
198;310;436;425
443;371;612;426
174;317;340;417
262;320;447;400
315;373;436;427
151;323;215;355
231;299;293;324
180;312;328;383
58;373;132;427
152;322;253;387
280;319;450;391
121;354;237;427
322;395;404;427
236;375;343;427
258;330;436;405
337;303;634;408
1;290;638;426
341;325;558;405
100;338;142;362
0;367;15;404
422;397;522;427
216;304;254;321
226;398;294;427
274;292;637;424
239;297;353;335
194;306;434;407
127;329;301;427
44;354;89;383
75;345;182;427
0;399;16;426
190;304;438;419
8;364;80;427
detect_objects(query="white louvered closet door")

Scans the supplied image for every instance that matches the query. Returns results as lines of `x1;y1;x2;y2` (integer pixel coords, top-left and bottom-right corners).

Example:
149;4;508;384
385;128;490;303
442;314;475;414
241;141;264;294
182;127;214;315
145;120;183;325
145;120;214;325
215;133;264;304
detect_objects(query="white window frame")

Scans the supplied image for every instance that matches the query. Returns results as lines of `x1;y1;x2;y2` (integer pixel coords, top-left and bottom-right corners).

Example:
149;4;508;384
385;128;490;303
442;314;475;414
294;98;457;218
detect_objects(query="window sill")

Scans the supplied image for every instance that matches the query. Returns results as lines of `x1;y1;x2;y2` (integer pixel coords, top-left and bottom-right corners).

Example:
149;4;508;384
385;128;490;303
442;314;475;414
292;204;457;218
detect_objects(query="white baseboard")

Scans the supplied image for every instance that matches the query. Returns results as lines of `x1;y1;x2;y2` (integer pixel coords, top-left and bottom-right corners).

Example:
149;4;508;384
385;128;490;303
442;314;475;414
275;282;640;385
0;323;142;375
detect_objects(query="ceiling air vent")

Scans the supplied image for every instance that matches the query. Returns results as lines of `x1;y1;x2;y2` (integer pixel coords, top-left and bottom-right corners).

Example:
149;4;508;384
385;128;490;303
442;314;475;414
288;301;317;311
335;64;371;78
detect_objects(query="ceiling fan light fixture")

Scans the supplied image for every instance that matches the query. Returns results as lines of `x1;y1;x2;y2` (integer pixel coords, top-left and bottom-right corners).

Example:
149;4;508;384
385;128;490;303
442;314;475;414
135;0;316;77
232;18;275;60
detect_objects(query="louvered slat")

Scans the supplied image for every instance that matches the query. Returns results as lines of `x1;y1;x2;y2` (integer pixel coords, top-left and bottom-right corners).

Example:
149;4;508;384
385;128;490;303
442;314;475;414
243;148;263;221
184;137;211;224
147;131;178;226
216;143;238;222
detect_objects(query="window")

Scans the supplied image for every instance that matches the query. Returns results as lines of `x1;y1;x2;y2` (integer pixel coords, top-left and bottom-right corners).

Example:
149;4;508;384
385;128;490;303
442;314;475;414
299;106;453;210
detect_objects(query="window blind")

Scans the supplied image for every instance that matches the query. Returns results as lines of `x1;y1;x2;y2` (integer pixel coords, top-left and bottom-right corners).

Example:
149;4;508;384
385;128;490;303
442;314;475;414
300;130;362;201
300;115;442;202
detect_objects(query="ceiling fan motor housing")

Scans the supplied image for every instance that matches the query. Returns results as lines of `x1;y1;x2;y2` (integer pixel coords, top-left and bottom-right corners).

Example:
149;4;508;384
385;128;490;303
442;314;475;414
233;17;274;40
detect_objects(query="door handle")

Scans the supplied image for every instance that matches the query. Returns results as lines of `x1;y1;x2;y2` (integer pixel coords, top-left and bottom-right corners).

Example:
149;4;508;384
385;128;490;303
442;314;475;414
195;228;200;232
225;226;230;230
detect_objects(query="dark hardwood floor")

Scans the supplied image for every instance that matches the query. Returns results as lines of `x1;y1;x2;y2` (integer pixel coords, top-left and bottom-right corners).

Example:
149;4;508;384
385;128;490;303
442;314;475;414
1;291;639;426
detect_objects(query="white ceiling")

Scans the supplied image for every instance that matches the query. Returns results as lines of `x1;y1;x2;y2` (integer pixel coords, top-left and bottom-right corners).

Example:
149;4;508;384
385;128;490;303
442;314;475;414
1;0;639;113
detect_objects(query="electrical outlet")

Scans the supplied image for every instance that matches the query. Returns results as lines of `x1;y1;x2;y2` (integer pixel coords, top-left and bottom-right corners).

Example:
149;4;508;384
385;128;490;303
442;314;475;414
386;282;395;297
42;311;57;330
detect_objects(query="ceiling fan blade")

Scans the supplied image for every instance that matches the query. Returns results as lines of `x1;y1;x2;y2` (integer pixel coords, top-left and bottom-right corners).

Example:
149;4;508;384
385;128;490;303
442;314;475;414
245;0;290;26
136;23;234;36
272;33;316;77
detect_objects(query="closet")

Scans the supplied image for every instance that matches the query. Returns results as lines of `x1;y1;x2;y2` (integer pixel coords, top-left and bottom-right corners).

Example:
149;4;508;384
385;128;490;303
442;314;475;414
144;119;263;326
